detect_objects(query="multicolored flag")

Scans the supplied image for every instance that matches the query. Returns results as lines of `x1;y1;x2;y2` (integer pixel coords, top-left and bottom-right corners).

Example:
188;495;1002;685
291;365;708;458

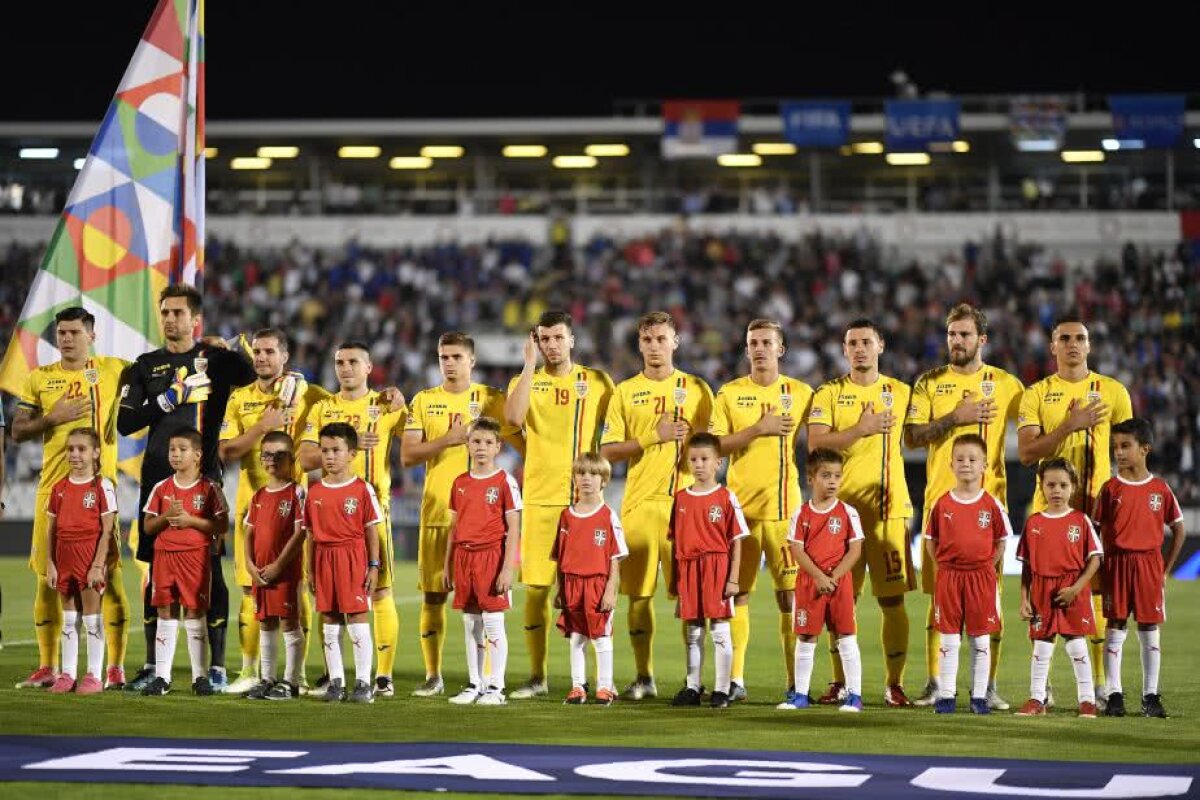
0;0;205;401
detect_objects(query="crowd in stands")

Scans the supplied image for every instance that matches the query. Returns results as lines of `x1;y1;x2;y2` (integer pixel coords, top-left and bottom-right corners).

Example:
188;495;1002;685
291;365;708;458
2;226;1198;503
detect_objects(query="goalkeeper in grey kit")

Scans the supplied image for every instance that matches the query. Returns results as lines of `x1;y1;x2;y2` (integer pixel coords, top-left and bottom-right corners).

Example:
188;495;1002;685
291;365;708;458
117;285;255;692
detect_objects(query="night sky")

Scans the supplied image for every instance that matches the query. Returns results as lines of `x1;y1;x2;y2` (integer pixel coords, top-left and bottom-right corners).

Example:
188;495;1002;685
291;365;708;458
5;4;1194;121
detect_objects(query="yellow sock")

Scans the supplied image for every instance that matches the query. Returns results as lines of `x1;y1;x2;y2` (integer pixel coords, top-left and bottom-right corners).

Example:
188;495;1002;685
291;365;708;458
730;603;750;683
102;561;130;669
34;577;62;669
523;585;553;682
373;595;400;679
1089;593;1106;685
238;593;259;674
989;631;1003;685
880;601;909;687
299;590;316;682
419;601;447;678
628;596;655;678
925;603;939;680
829;630;845;684
779;611;796;689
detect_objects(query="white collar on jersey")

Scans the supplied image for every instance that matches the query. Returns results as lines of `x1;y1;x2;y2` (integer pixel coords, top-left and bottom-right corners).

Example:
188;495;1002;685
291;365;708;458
948;488;985;505
568;502;608;519
685;484;722;497
1115;473;1155;486
807;497;840;514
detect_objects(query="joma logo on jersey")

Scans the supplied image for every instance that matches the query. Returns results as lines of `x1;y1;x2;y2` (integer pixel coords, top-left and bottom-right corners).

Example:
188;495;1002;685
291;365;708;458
278;500;293;517
935;384;957;396
343;498;359;515
828;517;843;535
1043;391;1064;404
1150;493;1163;512
593;529;607;547
486;487;500;505
1067;525;1081;543
977;510;992;528
193;494;207;511
708;505;723;523
82;491;97;509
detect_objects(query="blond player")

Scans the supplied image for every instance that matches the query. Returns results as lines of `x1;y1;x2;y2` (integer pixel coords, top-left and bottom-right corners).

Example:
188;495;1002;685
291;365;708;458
10;307;131;690
1018;314;1133;692
401;332;518;697
218;328;330;694
904;304;1023;709
600;311;714;701
504;311;614;699
808;317;915;707
298;341;407;696
710;319;812;701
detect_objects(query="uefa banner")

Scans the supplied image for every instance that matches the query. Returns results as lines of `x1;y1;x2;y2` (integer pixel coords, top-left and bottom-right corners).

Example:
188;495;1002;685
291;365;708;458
780;101;852;148
884;99;960;151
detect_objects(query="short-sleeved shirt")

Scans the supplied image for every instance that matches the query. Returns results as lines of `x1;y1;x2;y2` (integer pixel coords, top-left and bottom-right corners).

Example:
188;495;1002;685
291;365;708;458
223;379;329;496
808;374;912;521
1094;474;1183;553
1017;509;1102;577
301;390;406;501
552;503;628;577
303;476;383;547
668;485;750;560
710;375;813;521
245;482;305;576
47;475;118;542
923;489;1012;569
1018;372;1133;513
787;499;865;572
601;370;714;508
143;475;228;551
449;469;523;548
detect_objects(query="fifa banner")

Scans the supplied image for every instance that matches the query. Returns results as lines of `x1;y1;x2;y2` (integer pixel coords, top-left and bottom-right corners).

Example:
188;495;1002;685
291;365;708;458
1109;95;1185;148
0;0;205;400
780;101;852;148
661;100;739;159
884;99;960;151
1009;95;1068;151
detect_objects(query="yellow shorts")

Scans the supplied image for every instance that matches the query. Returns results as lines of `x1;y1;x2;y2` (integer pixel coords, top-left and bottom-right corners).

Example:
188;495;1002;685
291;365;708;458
233;486;256;587
126;520;149;582
28;490;52;574
738;519;797;593
375;506;394;591
853;512;915;599
618;500;674;598
417;524;449;593
520;504;567;587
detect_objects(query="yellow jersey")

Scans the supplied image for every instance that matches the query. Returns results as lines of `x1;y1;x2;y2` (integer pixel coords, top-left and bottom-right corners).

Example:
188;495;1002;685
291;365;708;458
404;383;510;526
302;389;408;502
1018;371;1133;513
807;374;913;521
601;370;714;509
18;356;129;488
508;365;615;507
710;374;813;521
222;379;330;495
907;364;1023;522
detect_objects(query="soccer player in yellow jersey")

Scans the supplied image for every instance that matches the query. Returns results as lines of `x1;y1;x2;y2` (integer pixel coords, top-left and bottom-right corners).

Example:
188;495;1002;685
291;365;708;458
503;311;614;699
218;328;331;694
710;319;813;702
401;331;517;697
808;317;915;707
600;311;714;701
904;304;1023;710
1018;314;1133;690
298;341;408;696
10;307;131;689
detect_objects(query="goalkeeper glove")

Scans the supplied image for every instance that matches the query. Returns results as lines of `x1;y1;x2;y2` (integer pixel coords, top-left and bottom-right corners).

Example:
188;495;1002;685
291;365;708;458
157;367;212;412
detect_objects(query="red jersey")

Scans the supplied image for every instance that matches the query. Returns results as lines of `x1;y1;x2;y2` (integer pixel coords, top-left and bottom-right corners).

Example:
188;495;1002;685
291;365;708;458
787;498;865;572
246;482;305;574
1095;474;1183;553
449;469;522;548
304;476;382;547
143;475;228;552
668;485;750;560
924;489;1011;569
552;503;629;577
1017;509;1103;577
47;475;117;543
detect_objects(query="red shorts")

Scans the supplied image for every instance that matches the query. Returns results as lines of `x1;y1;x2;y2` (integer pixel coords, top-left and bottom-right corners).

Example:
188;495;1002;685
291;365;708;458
314;544;369;615
1028;572;1095;639
452;545;510;613
151;546;211;611
1103;550;1165;624
255;580;301;621
674;553;734;621
793;572;856;636
54;538;100;596
934;565;1000;636
556;573;614;638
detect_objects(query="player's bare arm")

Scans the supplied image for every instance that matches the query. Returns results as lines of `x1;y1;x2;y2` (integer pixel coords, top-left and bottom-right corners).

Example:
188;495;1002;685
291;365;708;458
1016;399;1108;465
364;521;381;595
718;405;794;455
401;426;469;468
1055;553;1101;607
792;542;836;595
504;331;539;427
10;398;90;443
828;538;863;586
88;511;114;591
143;510;170;537
904;392;997;448
1019;563;1033;620
243;522;264;586
495;508;521;594
305;529;316;596
600;413;683;463
44;516;59;589
219;405;286;462
1165;520;1186;574
725;537;743;599
601;556;619;613
443;511;458;591
262;517;306;584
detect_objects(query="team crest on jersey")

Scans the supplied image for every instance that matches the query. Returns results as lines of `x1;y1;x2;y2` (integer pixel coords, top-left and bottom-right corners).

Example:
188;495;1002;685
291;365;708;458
1086;390;1102;404
978;510;992;528
780;392;793;413
84;368;100;386
278;500;293;517
343;497;359;515
708;505;723;523
193;494;207;511
468;401;482;419
486;487;500;505
194;357;208;375
980;380;995;398
828;517;842;535
575;380;588;399
1149;493;1163;512
674;387;687;407
82;490;97;509
1067;525;1081;542
880;389;894;409
366;404;382;423
594;529;607;547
